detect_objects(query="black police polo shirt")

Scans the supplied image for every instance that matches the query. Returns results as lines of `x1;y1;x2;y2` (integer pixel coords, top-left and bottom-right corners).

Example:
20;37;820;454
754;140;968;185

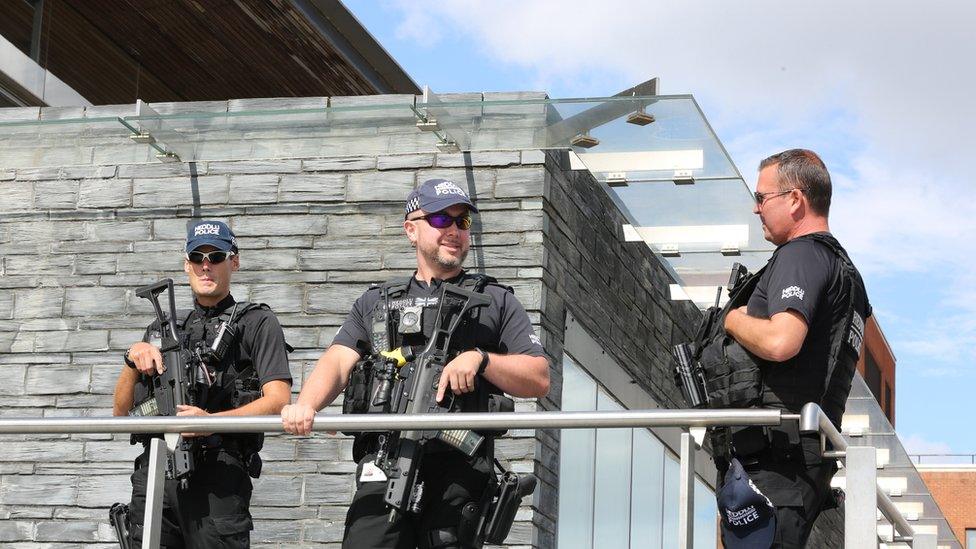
332;272;545;359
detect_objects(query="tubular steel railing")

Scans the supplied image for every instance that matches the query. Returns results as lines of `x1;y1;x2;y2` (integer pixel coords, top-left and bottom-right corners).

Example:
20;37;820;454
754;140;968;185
0;405;934;549
800;403;938;549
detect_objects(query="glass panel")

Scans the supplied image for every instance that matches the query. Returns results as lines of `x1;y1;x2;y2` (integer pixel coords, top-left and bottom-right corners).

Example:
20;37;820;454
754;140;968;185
630;429;665;549
593;390;632;548
561;356;597;412
966;529;975;549
662;455;680;549
694;477;718;549
0;117;142;168
557;356;596;549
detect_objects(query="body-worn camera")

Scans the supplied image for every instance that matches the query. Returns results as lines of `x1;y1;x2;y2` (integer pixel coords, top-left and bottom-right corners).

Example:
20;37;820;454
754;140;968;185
398;305;423;334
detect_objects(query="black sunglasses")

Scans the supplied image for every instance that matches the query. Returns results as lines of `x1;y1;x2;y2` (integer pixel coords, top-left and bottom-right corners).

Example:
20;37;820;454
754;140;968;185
753;188;803;205
186;250;236;265
408;212;472;230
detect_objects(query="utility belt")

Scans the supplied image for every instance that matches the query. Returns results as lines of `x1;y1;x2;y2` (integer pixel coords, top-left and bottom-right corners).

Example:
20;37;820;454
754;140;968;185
135;434;263;478
712;423;823;467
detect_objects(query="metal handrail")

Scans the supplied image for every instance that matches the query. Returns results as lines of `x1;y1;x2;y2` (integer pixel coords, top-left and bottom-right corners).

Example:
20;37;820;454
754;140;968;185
800;403;922;547
0;408;783;434
0;405;933;548
909;453;976;465
0;408;782;549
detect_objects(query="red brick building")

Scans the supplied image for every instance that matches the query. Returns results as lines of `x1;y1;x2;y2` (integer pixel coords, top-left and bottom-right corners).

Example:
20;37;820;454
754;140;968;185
918;465;976;547
857;316;897;426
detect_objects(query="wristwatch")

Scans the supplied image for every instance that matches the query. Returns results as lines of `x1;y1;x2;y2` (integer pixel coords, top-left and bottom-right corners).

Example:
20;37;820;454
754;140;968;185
123;349;136;369
474;348;490;375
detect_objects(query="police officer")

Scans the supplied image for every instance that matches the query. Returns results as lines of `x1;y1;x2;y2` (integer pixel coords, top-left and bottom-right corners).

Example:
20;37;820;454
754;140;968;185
720;149;871;548
112;220;293;548
281;178;550;548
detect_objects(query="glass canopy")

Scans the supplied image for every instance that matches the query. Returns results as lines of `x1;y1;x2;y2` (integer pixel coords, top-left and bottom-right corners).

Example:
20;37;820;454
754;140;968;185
0;92;758;301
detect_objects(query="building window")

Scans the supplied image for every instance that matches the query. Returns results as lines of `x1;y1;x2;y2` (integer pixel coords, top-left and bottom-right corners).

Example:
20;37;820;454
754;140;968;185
864;350;882;402
967;528;976;549
884;382;892;420
558;355;717;548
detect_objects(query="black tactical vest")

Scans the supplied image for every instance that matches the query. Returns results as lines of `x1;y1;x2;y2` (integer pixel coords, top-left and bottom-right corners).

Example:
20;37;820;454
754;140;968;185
344;273;506;417
758;233;869;427
132;301;268;435
698;233;869;427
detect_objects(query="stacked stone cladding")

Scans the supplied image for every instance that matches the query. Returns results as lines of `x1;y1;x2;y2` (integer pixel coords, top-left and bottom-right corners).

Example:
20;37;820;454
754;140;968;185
0;96;844;547
0;96;554;547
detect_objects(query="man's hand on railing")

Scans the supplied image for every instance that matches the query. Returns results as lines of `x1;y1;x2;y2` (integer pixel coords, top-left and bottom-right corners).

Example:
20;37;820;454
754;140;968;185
281;403;320;436
128;342;164;376
176;405;213;438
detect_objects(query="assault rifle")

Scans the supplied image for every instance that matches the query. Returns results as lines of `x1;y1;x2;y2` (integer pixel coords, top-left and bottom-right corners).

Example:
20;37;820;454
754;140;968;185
128;278;200;490
382;283;491;520
672;262;751;408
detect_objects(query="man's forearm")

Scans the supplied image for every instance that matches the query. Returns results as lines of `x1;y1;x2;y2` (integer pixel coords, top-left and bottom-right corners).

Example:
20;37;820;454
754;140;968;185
725;308;807;362
295;345;359;411
213;379;292;417
482;353;550;398
112;366;139;416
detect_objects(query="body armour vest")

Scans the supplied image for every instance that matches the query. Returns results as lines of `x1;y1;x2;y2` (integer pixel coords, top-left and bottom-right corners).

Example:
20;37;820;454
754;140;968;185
132;301;266;428
343;273;508;418
697;233;869;427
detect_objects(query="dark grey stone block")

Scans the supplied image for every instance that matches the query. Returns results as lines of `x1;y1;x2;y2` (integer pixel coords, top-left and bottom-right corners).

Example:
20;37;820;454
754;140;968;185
26;365;91;394
117;162;206;179
229;174;280;204
209;160;302;175
436;151;520;168
304;157;377;172
377;153;435;170
495;166;545;198
279;174;346;203
78;179;131;209
133;175;229;207
347;171;414;202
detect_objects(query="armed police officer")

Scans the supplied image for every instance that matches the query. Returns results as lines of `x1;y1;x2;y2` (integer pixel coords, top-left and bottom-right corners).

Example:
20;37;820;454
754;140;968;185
714;150;870;548
112;220;292;548
281;178;550;549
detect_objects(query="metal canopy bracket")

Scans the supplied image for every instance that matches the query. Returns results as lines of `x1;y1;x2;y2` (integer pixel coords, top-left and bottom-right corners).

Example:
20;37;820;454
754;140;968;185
415;85;470;152
117;99;181;163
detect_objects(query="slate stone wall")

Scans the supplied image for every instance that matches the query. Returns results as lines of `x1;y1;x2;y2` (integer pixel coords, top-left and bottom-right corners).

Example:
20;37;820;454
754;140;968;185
0;96;552;547
0;97;843;548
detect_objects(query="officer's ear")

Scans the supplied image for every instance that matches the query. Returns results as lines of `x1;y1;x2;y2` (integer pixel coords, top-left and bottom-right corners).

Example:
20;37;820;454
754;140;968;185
231;252;240;272
789;188;806;216
183;257;192;275
404;216;419;247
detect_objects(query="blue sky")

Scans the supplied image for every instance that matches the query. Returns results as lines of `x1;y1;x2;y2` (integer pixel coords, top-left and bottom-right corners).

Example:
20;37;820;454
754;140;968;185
346;0;974;456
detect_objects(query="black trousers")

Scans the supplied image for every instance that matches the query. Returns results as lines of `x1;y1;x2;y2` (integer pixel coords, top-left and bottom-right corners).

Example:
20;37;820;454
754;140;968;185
717;435;836;549
127;447;254;549
342;451;492;549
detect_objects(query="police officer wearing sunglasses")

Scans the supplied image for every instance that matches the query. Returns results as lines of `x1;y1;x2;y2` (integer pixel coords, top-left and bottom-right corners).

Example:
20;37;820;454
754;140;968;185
112;220;293;548
281;178;550;548
710;150;871;548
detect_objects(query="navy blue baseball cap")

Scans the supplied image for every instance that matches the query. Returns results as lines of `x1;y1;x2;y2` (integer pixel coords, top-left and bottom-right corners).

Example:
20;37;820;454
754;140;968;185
404;178;477;218
717;458;777;548
185;220;237;253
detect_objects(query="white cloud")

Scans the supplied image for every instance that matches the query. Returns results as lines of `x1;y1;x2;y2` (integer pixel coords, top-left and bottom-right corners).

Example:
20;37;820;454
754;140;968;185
386;0;976;377
900;433;953;457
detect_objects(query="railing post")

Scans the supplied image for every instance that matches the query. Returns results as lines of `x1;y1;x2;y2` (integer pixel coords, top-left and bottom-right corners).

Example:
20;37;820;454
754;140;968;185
912;532;937;549
845;446;879;548
143;438;167;549
678;429;696;549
